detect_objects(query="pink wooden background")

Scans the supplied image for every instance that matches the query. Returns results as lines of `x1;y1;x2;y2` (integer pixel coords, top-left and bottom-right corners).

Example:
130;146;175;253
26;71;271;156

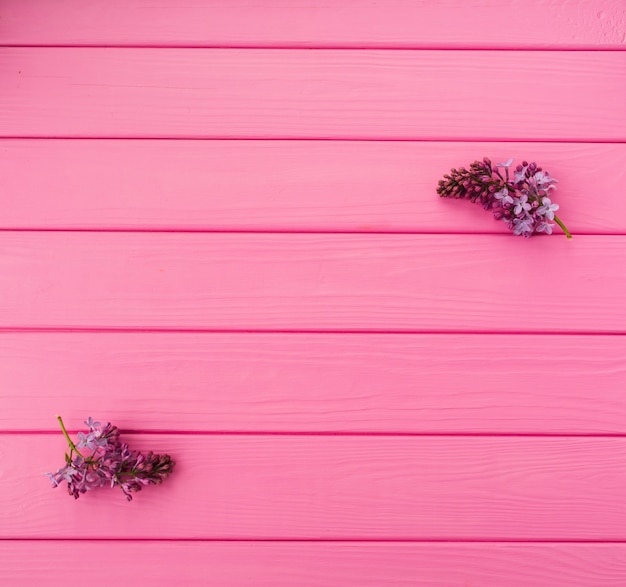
1;1;626;584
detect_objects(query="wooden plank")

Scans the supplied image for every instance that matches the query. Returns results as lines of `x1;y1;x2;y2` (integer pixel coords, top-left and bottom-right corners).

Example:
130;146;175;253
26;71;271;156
1;140;623;233
1;332;626;434
3;541;626;587
0;232;624;333
1;0;625;49
4;434;626;539
1;49;624;140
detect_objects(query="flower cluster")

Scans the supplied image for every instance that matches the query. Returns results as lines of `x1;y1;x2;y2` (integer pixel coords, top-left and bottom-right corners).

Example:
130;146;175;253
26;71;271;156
45;416;175;501
437;157;571;238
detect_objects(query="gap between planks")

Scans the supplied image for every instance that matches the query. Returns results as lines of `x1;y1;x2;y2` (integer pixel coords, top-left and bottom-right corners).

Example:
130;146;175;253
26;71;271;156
5;538;626;544
1;136;626;143
6;430;626;438
2;328;626;336
6;429;626;438
3;45;626;51
0;229;618;236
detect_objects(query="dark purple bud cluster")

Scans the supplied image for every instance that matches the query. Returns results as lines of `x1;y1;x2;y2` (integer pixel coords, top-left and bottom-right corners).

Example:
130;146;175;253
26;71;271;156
437;157;571;238
46;416;175;501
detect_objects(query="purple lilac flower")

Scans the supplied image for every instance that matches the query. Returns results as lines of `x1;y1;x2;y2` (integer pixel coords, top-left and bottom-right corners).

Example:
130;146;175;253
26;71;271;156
45;416;175;501
45;470;64;488
76;431;96;450
537;197;559;220
84;417;101;430
511;217;534;237
536;221;554;235
532;171;557;187
494;187;513;205
437;157;571;238
513;195;531;216
513;166;527;183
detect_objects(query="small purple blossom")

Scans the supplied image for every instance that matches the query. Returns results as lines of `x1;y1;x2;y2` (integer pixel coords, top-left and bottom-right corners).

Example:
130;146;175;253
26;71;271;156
536;221;554;234
533;171;557;187
511;217;534;237
513;195;531;216
496;158;514;168
62;466;78;482
513;167;527;183
537;197;559;220
494;187;513;205
76;431;95;450
45;471;62;488
437;157;571;238
45;416;175;501
84;417;101;430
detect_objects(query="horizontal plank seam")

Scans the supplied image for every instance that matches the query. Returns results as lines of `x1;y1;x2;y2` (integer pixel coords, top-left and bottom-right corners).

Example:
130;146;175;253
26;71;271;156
9;426;626;438
1;136;625;143
0;231;608;238
0;137;624;145
2;330;621;338
4;538;626;544
2;44;626;51
1;327;625;336
7;430;626;438
0;327;626;338
0;230;615;239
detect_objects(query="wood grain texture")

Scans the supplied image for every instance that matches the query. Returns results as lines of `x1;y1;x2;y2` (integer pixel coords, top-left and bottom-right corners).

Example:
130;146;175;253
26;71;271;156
1;140;623;233
4;434;626;539
3;0;626;572
1;332;626;434
1;49;625;140
0;232;624;332
2;0;625;49
4;541;626;587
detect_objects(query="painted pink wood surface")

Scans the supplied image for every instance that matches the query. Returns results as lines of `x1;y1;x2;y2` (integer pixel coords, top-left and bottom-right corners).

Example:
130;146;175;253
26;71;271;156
1;140;622;233
2;49;625;140
2;0;625;582
4;434;626;539
4;542;626;587
2;332;626;434
2;0;625;49
1;232;623;332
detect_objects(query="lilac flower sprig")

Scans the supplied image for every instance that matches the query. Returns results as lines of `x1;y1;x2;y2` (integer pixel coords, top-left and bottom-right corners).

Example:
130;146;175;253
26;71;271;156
46;416;175;501
437;157;571;238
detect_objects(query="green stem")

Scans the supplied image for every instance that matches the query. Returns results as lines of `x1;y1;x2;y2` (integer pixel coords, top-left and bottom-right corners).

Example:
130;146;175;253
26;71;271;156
56;415;84;459
553;214;572;239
